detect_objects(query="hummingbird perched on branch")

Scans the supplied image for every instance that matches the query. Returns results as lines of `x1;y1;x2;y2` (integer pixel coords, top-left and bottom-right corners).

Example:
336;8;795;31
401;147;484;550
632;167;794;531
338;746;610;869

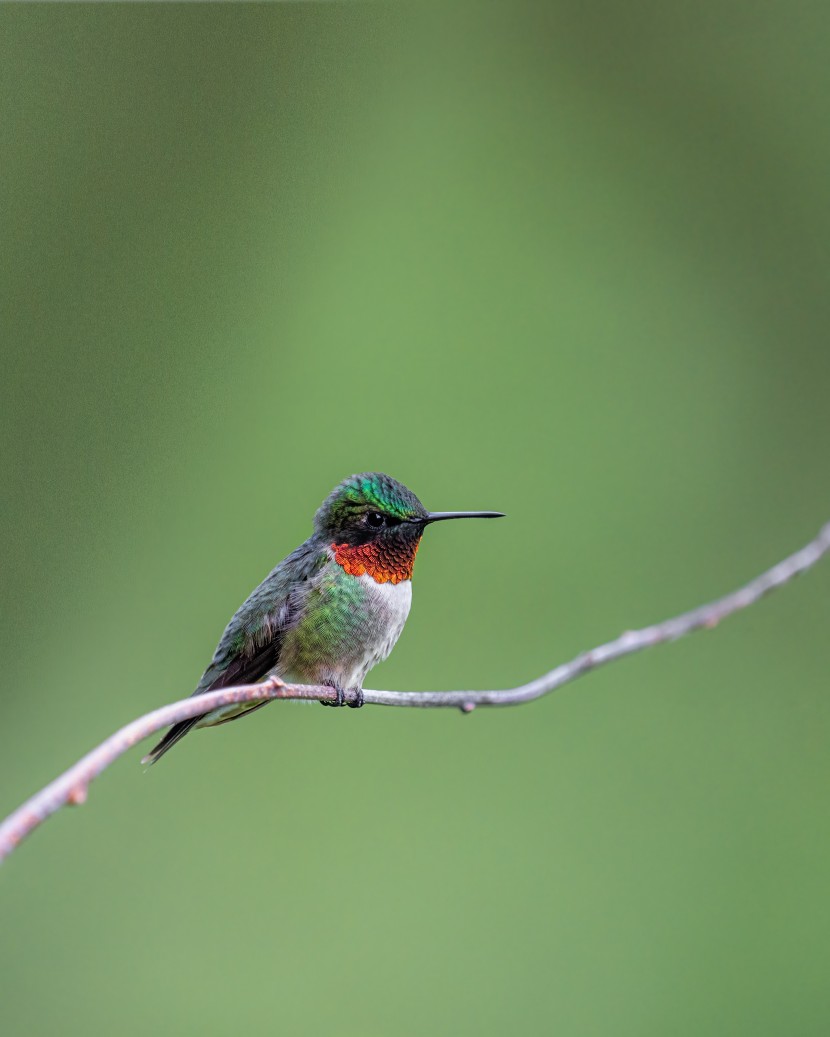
143;473;504;763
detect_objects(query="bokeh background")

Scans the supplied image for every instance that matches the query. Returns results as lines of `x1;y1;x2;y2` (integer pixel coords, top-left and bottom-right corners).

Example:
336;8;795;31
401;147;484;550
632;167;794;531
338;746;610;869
2;4;830;1034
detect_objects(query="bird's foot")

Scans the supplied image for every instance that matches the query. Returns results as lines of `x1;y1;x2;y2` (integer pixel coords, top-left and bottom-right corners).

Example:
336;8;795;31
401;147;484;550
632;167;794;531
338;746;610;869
320;680;345;707
319;682;363;708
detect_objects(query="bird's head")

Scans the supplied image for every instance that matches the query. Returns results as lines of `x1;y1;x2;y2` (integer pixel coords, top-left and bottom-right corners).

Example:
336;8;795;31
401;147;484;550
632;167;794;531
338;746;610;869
314;473;503;585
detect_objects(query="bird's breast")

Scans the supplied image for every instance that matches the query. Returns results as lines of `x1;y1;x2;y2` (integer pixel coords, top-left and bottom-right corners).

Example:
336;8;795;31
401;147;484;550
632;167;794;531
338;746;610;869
360;574;412;656
277;561;412;688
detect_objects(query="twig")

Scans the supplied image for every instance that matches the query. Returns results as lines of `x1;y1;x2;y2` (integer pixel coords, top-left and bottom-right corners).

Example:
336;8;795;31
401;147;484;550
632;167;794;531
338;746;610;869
2;522;829;864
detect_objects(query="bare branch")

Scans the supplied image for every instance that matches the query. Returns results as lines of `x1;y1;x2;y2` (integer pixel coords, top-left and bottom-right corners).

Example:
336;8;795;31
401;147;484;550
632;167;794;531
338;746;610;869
2;522;828;864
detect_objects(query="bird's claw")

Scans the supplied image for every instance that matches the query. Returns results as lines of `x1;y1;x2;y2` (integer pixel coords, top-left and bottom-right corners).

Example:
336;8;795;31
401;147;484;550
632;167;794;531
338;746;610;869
320;682;345;707
320;683;363;708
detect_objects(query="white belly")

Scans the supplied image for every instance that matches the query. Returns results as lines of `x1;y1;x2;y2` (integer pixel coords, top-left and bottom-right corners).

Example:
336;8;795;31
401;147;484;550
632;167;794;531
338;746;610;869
338;575;412;688
275;569;413;692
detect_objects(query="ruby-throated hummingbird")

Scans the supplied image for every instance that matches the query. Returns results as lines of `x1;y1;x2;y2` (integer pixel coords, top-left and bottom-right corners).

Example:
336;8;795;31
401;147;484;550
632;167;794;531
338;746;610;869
143;473;503;763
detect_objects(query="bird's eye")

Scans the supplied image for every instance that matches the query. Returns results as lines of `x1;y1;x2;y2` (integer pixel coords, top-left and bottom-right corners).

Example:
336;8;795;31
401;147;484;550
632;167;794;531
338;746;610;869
366;511;385;528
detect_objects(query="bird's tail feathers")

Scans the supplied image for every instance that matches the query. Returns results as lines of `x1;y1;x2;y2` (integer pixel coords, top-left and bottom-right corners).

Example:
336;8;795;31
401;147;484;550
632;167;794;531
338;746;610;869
141;717;202;766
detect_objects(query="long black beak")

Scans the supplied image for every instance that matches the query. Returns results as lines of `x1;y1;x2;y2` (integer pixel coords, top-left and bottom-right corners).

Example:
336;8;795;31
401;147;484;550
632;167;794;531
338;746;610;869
423;511;505;524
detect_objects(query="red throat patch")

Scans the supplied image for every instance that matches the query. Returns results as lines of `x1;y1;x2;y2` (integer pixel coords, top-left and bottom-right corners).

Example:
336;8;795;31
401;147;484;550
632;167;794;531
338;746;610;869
332;538;420;584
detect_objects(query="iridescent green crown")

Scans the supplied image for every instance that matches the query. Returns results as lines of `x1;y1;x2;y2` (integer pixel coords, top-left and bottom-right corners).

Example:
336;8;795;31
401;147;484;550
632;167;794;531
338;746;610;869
315;473;427;535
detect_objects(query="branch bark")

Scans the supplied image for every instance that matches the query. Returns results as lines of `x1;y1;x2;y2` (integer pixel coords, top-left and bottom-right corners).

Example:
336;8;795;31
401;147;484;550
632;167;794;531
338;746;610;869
2;522;829;864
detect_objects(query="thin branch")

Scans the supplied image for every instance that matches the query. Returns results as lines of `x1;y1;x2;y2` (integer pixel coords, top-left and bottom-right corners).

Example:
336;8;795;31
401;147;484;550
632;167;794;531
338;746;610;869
2;522;829;864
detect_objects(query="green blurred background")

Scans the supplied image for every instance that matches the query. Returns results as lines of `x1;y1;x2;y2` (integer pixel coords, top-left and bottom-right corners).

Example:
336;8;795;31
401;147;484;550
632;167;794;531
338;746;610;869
2;4;830;1034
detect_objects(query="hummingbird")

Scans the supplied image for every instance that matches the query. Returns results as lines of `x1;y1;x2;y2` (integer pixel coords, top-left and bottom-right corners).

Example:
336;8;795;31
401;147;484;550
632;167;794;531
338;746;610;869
143;473;503;763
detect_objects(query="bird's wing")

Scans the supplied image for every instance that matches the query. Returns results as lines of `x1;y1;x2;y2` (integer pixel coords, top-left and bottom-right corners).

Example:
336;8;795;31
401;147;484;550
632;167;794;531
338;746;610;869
142;542;327;764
